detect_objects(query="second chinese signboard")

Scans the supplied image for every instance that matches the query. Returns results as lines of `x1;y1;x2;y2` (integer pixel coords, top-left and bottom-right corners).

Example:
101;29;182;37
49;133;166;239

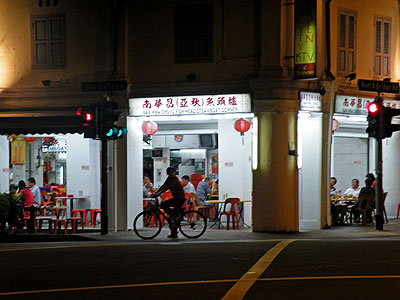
335;95;400;115
129;93;251;117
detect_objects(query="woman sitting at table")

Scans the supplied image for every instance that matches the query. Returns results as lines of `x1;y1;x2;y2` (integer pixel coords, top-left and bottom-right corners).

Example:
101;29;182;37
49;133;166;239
17;180;37;234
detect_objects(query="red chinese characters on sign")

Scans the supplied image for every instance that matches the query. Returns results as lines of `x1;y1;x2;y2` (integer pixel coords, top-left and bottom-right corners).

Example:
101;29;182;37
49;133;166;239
131;94;250;117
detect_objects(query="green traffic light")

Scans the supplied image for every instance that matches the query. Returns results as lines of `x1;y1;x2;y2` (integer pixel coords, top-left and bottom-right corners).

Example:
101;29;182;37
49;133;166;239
106;128;114;137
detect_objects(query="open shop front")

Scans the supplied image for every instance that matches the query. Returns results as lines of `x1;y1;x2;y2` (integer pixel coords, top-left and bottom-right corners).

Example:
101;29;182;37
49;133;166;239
331;94;400;219
0;132;101;220
127;93;255;229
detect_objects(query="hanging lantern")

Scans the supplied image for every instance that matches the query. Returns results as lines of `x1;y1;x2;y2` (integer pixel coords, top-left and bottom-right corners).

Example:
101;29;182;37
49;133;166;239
24;137;37;143
142;121;158;135
234;119;251;135
234;118;251;145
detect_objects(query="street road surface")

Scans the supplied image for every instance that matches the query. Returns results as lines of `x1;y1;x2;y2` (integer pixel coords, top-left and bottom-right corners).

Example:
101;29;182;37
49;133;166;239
1;238;400;299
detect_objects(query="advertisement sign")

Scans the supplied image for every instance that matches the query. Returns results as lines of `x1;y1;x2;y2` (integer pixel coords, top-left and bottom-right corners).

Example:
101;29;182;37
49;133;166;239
300;92;321;111
129;93;251;117
335;95;400;115
294;0;316;79
42;138;67;153
11;140;26;165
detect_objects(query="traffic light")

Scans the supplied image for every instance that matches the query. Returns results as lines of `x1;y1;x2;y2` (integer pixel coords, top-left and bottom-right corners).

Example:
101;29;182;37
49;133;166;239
76;104;98;139
366;101;380;139
382;106;400;138
101;101;127;140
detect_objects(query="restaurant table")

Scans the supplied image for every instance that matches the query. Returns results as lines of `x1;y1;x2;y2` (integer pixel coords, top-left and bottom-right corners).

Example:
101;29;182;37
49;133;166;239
55;196;88;217
47;205;67;219
204;199;252;228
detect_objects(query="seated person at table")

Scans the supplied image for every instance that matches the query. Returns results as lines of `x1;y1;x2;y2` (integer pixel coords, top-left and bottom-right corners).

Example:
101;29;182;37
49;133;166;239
349;177;375;223
196;177;213;207
182;175;195;194
344;179;361;198
17;180;37;234
143;174;156;194
330;177;338;197
211;179;219;195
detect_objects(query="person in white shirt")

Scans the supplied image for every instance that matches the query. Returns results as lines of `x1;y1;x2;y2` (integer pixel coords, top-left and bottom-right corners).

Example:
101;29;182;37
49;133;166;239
344;179;361;198
182;175;195;194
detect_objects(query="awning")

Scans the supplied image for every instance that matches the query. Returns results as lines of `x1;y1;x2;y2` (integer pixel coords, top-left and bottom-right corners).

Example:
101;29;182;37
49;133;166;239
0;116;85;135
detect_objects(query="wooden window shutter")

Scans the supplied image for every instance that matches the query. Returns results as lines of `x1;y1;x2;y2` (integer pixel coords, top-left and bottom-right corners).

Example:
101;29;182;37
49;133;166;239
338;10;356;74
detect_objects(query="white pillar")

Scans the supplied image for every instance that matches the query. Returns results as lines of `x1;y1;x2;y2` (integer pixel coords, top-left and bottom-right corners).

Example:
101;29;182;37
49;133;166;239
0;136;9;192
127;118;144;229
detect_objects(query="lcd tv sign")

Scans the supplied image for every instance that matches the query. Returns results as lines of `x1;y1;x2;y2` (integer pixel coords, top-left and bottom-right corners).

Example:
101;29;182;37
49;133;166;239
294;0;316;79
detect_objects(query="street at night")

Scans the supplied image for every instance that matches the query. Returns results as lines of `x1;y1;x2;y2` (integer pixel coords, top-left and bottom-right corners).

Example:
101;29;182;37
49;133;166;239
2;227;400;299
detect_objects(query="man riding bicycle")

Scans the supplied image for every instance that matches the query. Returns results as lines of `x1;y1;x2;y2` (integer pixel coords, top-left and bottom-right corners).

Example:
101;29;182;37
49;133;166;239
151;167;186;238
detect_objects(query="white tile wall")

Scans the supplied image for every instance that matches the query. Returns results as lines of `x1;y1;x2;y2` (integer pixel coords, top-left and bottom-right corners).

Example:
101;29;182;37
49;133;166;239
332;137;368;193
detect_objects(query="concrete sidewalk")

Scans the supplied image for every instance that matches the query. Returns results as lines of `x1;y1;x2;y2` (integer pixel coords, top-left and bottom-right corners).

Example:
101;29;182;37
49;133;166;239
78;217;400;242
2;218;400;243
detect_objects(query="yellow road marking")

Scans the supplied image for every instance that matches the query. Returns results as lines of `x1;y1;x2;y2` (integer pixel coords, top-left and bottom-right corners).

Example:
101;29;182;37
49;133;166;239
0;243;136;252
3;274;400;296
221;239;295;300
0;279;237;296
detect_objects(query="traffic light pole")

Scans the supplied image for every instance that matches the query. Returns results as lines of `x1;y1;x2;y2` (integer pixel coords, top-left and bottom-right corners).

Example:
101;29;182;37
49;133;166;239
376;94;384;230
101;138;108;235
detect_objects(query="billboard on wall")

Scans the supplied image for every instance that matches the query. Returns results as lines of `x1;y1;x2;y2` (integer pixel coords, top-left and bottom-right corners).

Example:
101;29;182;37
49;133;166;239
294;0;316;79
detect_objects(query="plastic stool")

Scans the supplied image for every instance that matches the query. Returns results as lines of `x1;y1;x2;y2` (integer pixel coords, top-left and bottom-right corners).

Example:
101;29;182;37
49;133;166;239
72;209;88;225
86;209;101;227
54;219;68;235
67;217;84;233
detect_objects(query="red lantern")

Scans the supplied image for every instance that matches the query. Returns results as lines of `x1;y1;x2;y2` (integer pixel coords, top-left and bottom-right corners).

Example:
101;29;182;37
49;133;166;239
24;137;37;143
234;119;251;135
142;121;158;135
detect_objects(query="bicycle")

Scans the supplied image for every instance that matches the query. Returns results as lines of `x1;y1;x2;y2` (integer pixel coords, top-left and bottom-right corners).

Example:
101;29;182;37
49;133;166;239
133;198;207;239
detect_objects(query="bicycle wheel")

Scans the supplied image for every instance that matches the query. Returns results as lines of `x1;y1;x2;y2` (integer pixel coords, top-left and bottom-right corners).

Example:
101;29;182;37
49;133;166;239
179;210;207;239
133;210;162;239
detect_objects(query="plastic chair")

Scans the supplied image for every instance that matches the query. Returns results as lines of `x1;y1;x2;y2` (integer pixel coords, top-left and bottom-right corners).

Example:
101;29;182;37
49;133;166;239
218;198;240;230
190;174;203;190
40;190;55;216
189;193;214;222
347;194;375;225
54;218;68;235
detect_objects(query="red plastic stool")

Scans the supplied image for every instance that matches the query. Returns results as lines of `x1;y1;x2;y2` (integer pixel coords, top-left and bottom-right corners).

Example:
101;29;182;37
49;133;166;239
72;209;88;225
54;219;68;235
86;209;101;227
67;217;84;233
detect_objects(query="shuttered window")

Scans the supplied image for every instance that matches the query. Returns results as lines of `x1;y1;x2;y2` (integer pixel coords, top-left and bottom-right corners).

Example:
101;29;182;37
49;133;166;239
31;15;66;69
338;10;356;75
174;4;213;64
374;17;391;77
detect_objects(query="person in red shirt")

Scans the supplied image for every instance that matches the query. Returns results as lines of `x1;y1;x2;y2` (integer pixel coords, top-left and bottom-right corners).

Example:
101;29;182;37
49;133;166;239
17;180;36;233
152;167;186;238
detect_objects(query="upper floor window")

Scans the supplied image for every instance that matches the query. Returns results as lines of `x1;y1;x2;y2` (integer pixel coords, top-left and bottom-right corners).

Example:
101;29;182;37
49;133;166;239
174;3;213;64
374;16;391;77
337;9;356;75
31;15;66;69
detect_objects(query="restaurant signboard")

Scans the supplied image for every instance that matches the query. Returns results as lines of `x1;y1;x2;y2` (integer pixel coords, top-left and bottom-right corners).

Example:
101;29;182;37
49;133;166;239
300;92;321;112
294;0;316;79
335;95;400;115
129;93;251;117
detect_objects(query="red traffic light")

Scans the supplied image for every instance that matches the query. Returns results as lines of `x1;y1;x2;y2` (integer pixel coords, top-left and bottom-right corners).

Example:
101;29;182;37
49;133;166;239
367;102;379;113
76;107;93;126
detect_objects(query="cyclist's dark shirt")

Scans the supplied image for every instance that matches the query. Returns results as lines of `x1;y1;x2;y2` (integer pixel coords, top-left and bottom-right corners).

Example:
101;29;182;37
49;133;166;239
165;175;185;200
